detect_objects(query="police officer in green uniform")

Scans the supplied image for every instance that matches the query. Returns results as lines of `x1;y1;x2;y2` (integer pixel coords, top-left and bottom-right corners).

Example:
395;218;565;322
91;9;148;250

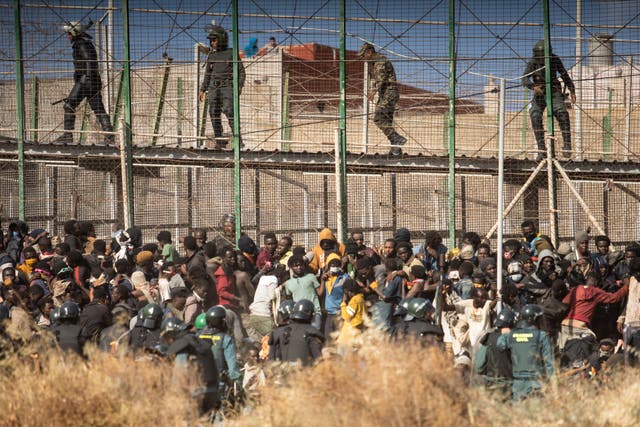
522;40;576;160
498;304;554;400
197;306;242;399
199;25;246;149
358;43;407;156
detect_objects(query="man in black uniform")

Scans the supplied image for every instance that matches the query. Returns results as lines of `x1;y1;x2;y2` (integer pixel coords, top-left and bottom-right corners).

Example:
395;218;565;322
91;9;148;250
160;317;220;417
522;40;576;160
55;21;114;145
199;25;246;149
395;298;443;345
268;299;295;361
278;299;324;366
475;307;516;395
129;303;163;354
53;301;84;356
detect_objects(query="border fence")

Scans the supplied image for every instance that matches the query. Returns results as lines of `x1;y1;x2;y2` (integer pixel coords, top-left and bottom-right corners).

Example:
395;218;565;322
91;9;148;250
1;0;640;250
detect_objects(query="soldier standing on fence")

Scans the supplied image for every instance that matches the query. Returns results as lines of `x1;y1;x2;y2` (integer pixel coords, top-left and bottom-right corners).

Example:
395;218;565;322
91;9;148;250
358;42;407;156
522;40;576;161
55;21;114;145
199;25;246;150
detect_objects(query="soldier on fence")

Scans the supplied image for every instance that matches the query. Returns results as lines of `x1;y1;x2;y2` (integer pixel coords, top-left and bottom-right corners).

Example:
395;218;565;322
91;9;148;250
55;21;114;145
522;40;576;161
358;42;407;156
199;25;246;149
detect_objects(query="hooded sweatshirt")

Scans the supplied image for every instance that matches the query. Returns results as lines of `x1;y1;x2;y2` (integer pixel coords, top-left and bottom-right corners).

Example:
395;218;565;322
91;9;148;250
323;253;348;315
309;228;345;274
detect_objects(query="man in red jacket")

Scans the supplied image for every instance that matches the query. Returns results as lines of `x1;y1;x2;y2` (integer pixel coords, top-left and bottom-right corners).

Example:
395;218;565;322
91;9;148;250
214;246;246;347
559;271;628;350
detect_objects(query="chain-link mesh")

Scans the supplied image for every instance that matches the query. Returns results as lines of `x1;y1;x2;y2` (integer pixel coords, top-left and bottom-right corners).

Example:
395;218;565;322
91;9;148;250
1;1;640;250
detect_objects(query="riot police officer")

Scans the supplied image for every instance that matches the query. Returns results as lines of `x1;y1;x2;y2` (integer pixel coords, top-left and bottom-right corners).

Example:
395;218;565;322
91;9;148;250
161;317;220;417
268;299;295;361
522;40;576;160
56;20;114;145
475;307;516;395
197;306;242;400
278;299;324;366
199;25;246;149
498;304;554;400
394;298;443;345
129;303;164;354
53;301;84;355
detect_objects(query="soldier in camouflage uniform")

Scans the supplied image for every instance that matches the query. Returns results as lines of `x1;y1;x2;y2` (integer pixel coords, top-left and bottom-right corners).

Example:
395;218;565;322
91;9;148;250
522;40;576;160
199;26;246;149
358;43;407;155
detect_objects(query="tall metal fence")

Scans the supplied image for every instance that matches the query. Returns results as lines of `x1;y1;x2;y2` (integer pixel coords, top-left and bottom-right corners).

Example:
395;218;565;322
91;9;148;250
1;0;640;250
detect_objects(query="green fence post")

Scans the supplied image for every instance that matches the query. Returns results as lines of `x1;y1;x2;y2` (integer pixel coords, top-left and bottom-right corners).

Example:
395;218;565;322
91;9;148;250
30;76;38;142
152;56;173;146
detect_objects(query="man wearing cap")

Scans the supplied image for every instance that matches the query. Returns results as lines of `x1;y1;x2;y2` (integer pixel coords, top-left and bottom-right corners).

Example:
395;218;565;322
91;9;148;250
55;21;114;145
199;25;246;149
358;42;407;155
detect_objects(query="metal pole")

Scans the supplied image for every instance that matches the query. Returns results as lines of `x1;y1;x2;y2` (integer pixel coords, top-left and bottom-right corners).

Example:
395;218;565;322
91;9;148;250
335;127;344;241
108;0;114;110
543;0;558;246
13;0;25;220
193;43;201;148
447;0;456;246
624;56;633;161
575;0;582;161
485;160;546;240
232;0;241;243
30;76;39;142
496;78;505;314
152;56;173;146
338;0;348;243
122;0;134;227
119;118;131;230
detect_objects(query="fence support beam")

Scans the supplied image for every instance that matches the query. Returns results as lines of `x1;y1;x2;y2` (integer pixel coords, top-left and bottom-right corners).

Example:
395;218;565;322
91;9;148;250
13;0;25;220
232;0;241;243
122;0;134;227
338;0;348;243
447;0;457;246
152;55;173;146
543;0;558;246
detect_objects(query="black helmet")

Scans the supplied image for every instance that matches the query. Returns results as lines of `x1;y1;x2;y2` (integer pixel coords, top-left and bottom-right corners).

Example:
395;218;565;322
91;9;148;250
290;299;314;322
533;40;551;56
205;24;228;49
277;300;296;321
50;307;61;323
140;303;163;330
161;317;185;337
394;298;411;318
58;301;80;320
406;298;433;320
520;304;543;326
495;307;517;328
205;306;227;329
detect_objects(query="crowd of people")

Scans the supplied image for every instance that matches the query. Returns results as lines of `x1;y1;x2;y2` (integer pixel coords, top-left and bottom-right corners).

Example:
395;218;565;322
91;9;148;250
1;215;640;417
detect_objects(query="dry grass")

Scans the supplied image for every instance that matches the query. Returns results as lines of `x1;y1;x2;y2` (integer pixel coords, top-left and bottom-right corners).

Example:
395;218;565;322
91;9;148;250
2;332;640;426
0;344;200;427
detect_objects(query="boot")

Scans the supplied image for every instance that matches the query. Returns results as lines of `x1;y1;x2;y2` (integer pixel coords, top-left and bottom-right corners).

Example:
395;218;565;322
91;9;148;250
392;132;407;146
562;143;571;159
53;132;73;144
97;114;115;145
390;146;402;156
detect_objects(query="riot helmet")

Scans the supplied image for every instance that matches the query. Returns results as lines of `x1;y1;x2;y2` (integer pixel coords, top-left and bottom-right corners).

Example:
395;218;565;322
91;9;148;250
205;305;227;329
140;303;163;330
290;299;314;323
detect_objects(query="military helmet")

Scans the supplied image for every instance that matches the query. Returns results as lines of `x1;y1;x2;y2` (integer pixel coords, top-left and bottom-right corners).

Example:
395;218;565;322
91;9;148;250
59;301;80;320
194;312;207;330
140;303;164;329
406;298;433;320
495;307;517;328
50;307;61;323
205;24;229;49
161;316;185;337
290;299;315;322
277;300;296;321
62;20;91;37
533;40;551;55
520;304;544;326
205;305;227;329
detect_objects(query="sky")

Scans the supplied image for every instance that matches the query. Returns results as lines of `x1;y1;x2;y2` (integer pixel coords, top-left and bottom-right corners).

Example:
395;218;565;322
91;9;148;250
1;0;639;99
